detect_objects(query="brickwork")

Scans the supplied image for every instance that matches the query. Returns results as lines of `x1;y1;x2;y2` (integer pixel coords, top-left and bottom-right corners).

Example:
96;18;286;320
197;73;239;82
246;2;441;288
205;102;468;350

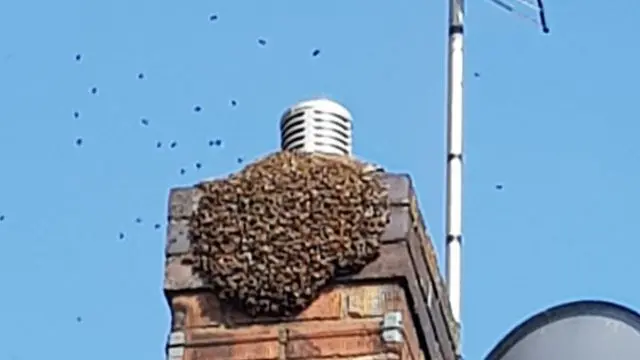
167;283;418;360
164;173;460;360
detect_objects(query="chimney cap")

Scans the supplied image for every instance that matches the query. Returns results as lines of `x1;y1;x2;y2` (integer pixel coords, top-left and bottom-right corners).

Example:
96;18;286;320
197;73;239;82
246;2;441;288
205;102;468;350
279;98;353;156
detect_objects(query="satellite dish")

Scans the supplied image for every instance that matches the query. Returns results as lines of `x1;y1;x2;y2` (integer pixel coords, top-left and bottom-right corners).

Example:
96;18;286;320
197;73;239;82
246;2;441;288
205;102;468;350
485;300;640;360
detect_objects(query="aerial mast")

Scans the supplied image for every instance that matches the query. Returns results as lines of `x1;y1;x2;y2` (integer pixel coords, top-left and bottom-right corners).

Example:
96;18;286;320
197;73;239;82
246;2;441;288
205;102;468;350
444;0;550;352
444;0;465;332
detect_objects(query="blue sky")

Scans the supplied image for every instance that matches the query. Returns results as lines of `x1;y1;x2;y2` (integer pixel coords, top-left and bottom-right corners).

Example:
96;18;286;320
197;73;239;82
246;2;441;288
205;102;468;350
0;1;637;359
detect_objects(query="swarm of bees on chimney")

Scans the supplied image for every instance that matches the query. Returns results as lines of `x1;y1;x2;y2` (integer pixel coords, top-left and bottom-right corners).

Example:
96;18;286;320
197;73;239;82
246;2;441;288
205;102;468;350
188;150;391;316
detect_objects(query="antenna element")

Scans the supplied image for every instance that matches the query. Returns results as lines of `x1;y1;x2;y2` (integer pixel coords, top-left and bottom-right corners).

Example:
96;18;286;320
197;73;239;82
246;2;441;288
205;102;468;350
445;0;464;333
486;0;551;33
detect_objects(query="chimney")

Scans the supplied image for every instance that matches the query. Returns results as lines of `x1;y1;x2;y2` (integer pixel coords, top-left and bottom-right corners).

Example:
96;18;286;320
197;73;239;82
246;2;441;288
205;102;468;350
162;99;460;360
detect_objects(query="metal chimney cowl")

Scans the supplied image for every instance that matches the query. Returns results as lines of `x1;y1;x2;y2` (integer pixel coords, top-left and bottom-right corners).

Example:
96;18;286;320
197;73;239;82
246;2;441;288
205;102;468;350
279;98;383;173
280;98;353;157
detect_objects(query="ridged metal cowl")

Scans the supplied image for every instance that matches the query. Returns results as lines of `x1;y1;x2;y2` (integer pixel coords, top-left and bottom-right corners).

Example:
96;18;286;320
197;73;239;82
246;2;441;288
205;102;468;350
280;98;353;156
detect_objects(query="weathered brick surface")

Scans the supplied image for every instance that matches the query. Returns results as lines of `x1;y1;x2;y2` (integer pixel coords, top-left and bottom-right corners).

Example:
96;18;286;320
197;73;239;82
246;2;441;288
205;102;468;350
342;284;420;360
345;284;403;318
168;186;201;219
168;284;424;360
166;219;190;255
306;355;400;360
186;346;277;360
164;173;460;360
199;327;277;350
165;175;412;221
381;206;411;242
409;197;460;354
361;355;402;360
165;255;206;290
177;319;400;360
379;173;412;205
170;286;344;329
285;320;389;359
185;325;280;360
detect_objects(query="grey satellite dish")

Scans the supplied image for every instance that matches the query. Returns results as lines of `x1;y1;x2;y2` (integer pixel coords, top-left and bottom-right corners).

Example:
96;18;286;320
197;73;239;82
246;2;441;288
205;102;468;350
485;300;640;360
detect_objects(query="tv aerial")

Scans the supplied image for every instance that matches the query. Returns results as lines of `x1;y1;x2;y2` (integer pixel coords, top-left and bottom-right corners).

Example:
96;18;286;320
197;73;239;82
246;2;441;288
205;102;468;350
485;0;550;33
443;0;550;356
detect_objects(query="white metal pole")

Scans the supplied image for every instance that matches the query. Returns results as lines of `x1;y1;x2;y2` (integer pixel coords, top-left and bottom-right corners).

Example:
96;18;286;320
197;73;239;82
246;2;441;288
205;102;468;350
445;0;464;331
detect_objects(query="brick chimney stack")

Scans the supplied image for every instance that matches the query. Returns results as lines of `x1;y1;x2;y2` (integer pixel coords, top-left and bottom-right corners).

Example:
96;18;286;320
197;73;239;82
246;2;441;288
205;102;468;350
163;174;460;360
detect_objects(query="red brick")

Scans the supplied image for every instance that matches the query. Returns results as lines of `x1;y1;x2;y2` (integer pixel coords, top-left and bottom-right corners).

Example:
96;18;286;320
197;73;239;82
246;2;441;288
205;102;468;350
187;344;278;360
285;320;392;359
189;324;278;343
171;287;343;329
344;284;403;318
296;287;343;320
400;337;415;360
341;284;422;360
398;298;421;360
223;287;344;325
170;293;225;329
186;326;280;360
306;355;400;360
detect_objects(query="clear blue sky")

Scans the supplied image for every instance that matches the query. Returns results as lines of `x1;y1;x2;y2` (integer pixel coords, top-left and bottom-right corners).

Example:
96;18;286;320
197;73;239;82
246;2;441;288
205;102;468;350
0;1;636;359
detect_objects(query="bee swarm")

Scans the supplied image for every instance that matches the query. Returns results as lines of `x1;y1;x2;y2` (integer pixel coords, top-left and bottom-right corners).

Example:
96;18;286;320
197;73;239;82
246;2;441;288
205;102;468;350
188;151;391;316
